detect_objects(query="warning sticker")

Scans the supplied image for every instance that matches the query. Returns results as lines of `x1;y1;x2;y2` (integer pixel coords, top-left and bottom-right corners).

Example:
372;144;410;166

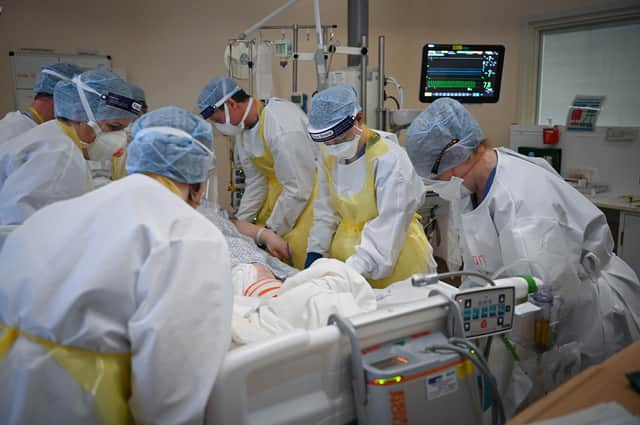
425;368;458;400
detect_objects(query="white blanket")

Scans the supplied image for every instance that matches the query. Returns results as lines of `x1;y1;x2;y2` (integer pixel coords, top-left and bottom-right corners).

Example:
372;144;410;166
232;259;377;345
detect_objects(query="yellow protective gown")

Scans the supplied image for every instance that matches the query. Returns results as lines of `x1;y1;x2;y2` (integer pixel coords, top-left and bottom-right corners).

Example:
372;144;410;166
316;130;434;288
238;100;317;269
0;325;133;425
0;174;232;425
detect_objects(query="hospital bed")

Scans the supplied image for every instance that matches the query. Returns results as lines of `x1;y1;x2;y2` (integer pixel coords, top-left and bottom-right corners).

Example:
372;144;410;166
206;280;460;425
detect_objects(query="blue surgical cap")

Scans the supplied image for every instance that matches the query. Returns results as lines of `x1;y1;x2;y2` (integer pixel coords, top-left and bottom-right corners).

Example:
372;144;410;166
129;83;146;103
128;83;147;114
197;76;241;116
308;85;361;136
33;62;84;95
126;106;215;184
53;69;137;122
405;98;485;177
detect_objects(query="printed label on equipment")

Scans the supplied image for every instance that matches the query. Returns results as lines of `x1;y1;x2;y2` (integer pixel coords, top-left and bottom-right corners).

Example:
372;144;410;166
425;368;458;400
389;390;408;425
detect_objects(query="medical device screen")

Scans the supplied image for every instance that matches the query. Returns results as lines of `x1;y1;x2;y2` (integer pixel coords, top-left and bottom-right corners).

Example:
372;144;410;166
419;44;505;103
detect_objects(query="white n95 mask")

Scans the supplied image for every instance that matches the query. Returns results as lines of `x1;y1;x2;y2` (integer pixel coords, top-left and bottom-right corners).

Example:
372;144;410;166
214;97;254;136
325;129;362;161
87;122;127;161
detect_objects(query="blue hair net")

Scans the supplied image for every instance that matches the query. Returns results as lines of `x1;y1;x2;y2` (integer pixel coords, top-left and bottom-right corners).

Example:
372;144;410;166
197;76;241;115
405;98;485;177
308;85;361;133
129;83;146;103
53;69;137;122
126;106;215;184
33;62;84;95
128;83;147;114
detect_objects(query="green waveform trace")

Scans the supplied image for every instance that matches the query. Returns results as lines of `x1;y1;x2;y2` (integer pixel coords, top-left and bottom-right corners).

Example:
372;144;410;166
427;80;476;89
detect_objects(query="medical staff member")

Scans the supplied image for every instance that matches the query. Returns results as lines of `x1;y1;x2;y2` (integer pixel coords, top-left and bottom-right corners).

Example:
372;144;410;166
406;97;640;366
0;106;233;425
0;62;83;143
101;82;148;183
304;85;435;288
198;77;317;268
0;69;137;224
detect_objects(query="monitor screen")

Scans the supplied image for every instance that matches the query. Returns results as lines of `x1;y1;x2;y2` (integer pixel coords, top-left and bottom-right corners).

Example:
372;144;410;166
419;44;505;103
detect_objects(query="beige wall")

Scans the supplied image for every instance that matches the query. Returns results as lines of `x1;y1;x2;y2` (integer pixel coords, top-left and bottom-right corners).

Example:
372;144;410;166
0;0;631;206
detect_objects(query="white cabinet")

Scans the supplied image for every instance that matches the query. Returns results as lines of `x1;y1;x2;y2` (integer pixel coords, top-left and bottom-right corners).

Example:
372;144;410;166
619;212;640;277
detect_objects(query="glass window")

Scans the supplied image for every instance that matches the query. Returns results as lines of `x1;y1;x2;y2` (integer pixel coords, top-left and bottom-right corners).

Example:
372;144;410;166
537;21;640;127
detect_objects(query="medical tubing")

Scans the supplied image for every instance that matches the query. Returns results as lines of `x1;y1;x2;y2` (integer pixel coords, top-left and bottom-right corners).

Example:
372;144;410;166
385;94;400;109
449;337;491;373
426;345;496;425
449;337;498;412
499;334;520;361
384;76;404;108
484;336;493;361
448;337;492;419
425;344;506;425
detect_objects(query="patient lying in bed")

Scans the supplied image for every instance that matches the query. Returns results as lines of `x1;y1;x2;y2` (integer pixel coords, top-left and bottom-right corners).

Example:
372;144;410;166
197;201;377;346
230;258;377;345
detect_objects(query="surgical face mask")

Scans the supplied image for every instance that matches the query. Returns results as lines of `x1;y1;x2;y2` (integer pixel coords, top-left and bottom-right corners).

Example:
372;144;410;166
87;121;127;161
213;97;254;136
426;176;470;202
324;127;362;161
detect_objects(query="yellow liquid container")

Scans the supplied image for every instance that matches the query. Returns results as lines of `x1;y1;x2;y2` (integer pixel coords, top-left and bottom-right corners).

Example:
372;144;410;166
529;289;553;351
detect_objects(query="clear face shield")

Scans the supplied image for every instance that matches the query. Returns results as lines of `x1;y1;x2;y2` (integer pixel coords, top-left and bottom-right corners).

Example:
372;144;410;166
72;75;142;161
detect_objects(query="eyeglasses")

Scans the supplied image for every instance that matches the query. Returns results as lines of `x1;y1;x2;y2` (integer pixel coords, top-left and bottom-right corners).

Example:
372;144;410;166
431;139;459;176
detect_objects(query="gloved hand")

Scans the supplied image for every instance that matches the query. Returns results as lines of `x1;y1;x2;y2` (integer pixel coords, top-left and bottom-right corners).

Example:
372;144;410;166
304;252;323;269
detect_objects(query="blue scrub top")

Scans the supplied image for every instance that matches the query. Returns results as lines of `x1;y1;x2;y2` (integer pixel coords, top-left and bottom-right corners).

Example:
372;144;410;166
471;167;497;209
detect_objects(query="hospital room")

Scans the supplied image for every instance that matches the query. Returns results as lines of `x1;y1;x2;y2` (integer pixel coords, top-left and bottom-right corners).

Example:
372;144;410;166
0;0;639;423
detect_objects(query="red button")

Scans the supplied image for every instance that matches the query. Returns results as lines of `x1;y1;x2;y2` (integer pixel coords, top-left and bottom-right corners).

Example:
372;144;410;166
481;319;487;329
